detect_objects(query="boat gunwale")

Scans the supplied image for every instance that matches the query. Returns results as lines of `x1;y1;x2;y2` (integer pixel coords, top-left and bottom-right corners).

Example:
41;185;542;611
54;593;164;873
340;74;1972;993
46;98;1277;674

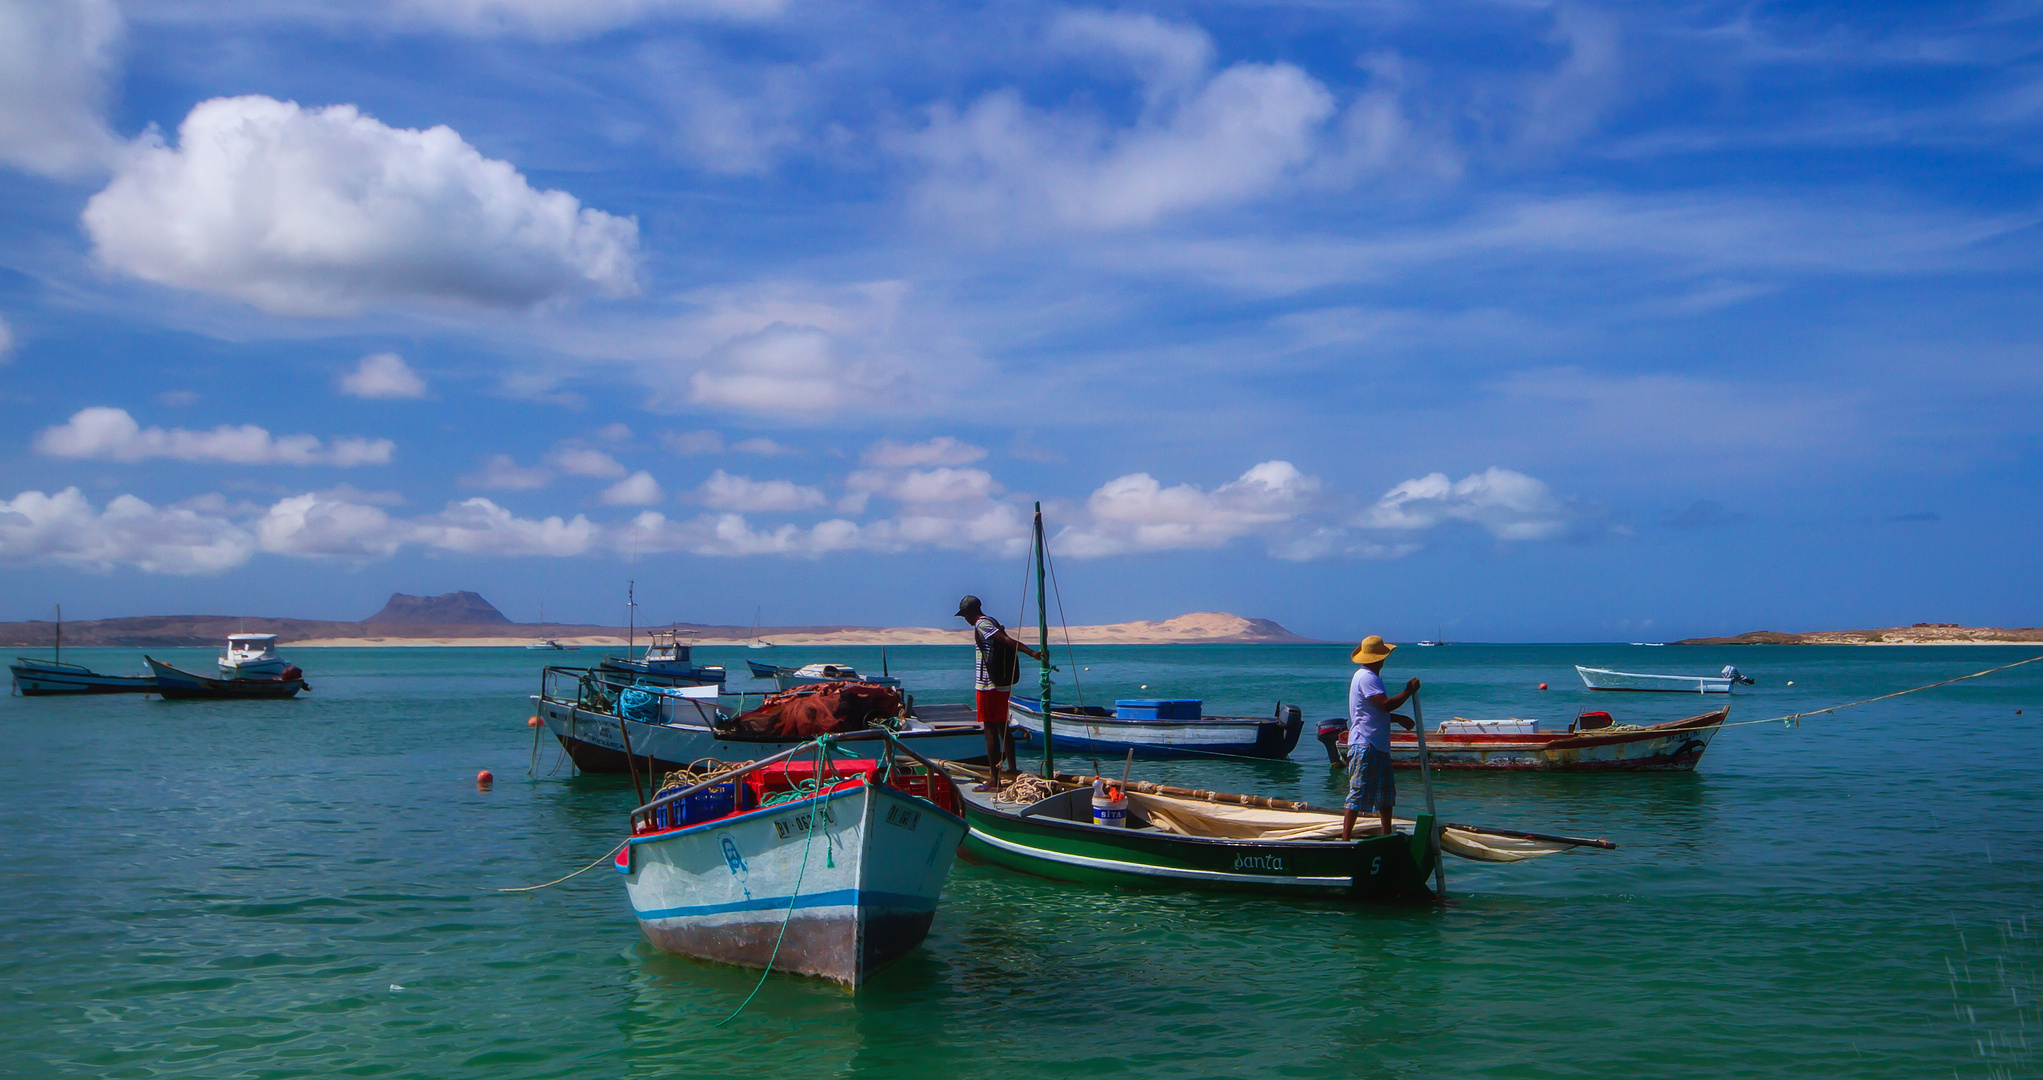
1011;699;1289;731
628;776;966;847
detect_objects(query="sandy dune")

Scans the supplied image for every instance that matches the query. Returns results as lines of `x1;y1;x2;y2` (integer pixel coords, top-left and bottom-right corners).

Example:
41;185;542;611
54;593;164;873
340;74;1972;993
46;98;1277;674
288;612;1316;648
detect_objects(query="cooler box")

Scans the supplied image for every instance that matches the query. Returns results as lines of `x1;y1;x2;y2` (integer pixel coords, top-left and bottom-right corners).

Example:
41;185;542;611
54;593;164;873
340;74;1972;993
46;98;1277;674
1115;699;1202;720
1439;718;1540;735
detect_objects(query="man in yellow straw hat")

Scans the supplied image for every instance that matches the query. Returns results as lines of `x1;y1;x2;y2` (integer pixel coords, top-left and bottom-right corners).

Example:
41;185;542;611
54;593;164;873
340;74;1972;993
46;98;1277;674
1342;635;1420;841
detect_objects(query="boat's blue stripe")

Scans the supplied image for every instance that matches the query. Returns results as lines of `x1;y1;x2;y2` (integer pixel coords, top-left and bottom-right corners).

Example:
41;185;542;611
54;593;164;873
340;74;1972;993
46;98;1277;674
633;888;937;921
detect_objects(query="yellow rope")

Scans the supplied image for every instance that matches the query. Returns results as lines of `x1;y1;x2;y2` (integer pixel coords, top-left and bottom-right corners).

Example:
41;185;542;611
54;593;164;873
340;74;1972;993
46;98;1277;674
1709;652;2043;731
497;837;630;893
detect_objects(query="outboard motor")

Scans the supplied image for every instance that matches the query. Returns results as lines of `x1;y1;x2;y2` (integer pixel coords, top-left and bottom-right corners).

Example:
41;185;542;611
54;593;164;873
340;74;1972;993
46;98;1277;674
1721;664;1755;685
1315;714;1346;765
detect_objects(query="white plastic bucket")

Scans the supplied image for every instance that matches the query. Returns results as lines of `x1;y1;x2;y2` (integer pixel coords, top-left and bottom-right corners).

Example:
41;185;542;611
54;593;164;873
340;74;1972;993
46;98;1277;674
1092;793;1127;827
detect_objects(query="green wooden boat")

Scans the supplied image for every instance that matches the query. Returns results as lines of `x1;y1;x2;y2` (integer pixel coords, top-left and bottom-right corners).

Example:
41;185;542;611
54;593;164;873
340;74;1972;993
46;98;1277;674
957;783;1440;901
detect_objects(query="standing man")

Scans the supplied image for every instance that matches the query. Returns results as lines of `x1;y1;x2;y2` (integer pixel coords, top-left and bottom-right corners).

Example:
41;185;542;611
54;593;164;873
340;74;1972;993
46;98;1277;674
956;595;1048;792
1342;635;1419;841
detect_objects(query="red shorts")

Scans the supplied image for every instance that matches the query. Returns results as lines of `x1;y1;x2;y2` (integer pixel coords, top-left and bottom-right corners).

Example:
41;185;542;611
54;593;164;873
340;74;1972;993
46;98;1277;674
976;688;1011;730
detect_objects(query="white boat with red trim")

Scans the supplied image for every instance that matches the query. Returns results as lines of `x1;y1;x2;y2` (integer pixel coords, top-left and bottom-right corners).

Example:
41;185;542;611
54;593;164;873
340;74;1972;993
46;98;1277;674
616;736;967;987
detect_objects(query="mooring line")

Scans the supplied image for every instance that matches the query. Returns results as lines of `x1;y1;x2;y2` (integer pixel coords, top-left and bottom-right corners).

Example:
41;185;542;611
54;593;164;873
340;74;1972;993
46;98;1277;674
1710;653;2043;731
497;838;630;893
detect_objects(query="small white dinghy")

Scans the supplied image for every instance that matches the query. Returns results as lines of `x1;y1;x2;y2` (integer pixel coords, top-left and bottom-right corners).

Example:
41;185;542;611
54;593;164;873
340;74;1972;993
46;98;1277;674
615;732;967;988
1575;664;1754;693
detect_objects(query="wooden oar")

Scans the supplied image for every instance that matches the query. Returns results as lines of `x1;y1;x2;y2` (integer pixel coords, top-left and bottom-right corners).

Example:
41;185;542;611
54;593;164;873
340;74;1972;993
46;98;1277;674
1411;689;1444;895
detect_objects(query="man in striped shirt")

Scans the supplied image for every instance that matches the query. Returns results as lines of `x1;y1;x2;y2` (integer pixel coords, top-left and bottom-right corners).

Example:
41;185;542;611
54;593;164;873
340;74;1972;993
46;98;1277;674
955;595;1047;792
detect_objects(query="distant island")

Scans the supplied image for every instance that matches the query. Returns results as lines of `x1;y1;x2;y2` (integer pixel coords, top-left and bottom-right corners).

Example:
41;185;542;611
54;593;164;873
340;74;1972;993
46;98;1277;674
0;591;1320;648
1676;623;2043;645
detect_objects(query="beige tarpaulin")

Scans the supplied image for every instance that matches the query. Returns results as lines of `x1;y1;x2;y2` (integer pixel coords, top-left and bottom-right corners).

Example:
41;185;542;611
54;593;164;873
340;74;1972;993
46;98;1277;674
1124;791;1584;863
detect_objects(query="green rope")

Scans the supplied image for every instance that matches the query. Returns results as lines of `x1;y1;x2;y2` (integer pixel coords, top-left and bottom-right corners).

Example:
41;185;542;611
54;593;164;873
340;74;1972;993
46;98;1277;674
714;735;835;1028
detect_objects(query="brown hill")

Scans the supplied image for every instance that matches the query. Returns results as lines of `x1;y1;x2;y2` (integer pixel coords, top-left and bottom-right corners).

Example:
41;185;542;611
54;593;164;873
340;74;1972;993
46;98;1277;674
365;591;511;625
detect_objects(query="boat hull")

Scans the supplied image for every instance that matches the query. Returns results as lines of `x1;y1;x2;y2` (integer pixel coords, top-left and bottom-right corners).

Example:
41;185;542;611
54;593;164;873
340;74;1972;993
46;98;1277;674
958;789;1435;901
1006;698;1303;760
600;658;727;687
10;658;156;696
537;697;987;774
1575;666;1733;693
1339;709;1728;772
621;780;966;987
145;658;308;699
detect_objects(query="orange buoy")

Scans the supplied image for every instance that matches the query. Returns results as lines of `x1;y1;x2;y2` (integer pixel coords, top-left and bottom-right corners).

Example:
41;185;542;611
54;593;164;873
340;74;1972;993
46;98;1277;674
527;715;541;728
1538;683;1548;691
476;770;494;789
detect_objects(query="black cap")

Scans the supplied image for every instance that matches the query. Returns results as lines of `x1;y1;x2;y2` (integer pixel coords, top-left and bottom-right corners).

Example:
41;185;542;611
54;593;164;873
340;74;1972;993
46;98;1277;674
954;595;981;618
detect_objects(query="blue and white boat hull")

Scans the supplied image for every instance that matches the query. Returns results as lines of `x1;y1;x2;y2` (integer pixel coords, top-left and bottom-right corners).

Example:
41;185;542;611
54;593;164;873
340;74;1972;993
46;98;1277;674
619;779;966;986
1006;698;1304;760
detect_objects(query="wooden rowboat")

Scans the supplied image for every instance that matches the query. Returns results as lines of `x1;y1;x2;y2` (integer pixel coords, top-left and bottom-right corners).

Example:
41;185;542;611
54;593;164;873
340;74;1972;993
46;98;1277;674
1575;665;1747;693
617;735;967;987
949;767;1612;901
1328;707;1729;771
1006;697;1304;760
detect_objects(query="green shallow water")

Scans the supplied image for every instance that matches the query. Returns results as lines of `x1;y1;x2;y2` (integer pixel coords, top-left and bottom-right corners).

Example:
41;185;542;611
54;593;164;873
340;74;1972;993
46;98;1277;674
4;643;2039;1078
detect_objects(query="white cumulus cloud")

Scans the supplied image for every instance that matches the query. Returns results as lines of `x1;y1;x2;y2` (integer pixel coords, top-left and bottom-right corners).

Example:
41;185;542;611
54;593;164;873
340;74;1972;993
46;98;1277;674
1060;460;1320;556
256;493;405;557
0;487;255;574
862;436;986;468
82;95;640;315
461;453;551;489
911;12;1335;231
546;444;627;478
339;352;428;399
409;497;597;556
35;407;394;466
0;0;123;177
1357;467;1574;541
696;469;825;512
601;470;664;506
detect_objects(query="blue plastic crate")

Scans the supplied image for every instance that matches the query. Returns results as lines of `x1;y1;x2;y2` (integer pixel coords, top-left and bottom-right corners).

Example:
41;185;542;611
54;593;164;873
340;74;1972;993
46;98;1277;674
1114;698;1202;720
653;781;739;828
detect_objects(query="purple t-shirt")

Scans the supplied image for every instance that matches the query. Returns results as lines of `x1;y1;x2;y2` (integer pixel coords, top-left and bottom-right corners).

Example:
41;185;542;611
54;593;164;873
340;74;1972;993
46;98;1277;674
1348;667;1391;752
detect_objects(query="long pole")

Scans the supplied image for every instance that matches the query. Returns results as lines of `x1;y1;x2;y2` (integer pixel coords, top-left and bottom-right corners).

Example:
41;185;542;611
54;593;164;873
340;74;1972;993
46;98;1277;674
1034;503;1055;780
54;604;61;666
1410;690;1445;895
626;580;636;659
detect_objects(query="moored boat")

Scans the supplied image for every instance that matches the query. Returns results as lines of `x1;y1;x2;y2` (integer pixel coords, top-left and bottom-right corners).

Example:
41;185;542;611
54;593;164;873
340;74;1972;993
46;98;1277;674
1575;665;1752;693
10;656;156;696
747;660;903;693
617;735;967;987
218;634;289;677
601;628;726;687
533;666;984;775
147;657;310;699
526;639;579;651
1327;707;1729;772
1007;696;1304;759
949;767;1610;900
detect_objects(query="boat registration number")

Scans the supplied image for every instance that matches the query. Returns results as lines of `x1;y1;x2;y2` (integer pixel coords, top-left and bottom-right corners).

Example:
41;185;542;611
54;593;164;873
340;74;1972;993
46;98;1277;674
885;806;921;831
774;807;837;839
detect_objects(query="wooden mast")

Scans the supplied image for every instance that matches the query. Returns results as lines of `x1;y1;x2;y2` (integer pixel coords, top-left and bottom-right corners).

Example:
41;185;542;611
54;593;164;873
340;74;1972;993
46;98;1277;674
1034;503;1055;780
54;604;61;666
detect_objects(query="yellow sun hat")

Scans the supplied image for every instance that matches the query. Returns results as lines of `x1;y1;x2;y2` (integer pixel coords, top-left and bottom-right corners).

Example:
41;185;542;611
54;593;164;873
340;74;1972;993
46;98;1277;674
1350;635;1396;664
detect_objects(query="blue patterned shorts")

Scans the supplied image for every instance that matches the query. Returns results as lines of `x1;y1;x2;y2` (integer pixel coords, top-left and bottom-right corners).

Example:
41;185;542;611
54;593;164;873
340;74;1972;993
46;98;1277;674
1345;747;1396;813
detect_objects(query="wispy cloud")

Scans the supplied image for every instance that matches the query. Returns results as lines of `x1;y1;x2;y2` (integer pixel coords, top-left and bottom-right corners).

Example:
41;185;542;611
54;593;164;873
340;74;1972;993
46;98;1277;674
35;407;394;467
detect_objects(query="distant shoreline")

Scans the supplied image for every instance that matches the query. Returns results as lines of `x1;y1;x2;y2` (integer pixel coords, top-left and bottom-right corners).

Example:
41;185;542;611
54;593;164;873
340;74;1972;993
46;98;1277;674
0;611;1321;649
1675;624;2042;646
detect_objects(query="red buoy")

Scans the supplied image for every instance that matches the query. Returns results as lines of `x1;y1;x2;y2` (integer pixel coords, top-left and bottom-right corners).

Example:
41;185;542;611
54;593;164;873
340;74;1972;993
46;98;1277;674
476;770;494;789
526;715;541;728
1538;683;1548;691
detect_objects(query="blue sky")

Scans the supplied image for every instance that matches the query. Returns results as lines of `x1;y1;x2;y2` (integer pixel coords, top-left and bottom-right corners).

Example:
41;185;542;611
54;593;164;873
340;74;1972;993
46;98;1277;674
1;0;2038;641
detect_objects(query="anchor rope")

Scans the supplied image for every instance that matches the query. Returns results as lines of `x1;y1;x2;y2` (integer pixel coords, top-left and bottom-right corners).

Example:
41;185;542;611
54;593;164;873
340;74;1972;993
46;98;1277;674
716;732;857;1027
1703;653;2043;731
496;837;631;893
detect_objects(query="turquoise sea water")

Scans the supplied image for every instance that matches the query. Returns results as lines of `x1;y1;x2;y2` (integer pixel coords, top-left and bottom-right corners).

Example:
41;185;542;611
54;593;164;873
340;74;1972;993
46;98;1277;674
4;643;2039;1078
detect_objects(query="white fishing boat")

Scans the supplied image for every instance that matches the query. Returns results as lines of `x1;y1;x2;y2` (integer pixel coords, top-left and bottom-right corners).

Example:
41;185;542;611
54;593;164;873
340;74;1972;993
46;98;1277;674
601;628;726;687
218;634;288;677
526;639;579;651
617;736;967;986
533;667;984;775
1575;665;1753;693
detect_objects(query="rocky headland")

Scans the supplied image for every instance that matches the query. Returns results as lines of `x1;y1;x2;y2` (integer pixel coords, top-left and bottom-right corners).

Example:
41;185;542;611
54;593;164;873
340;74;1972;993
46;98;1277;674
1676;623;2043;645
